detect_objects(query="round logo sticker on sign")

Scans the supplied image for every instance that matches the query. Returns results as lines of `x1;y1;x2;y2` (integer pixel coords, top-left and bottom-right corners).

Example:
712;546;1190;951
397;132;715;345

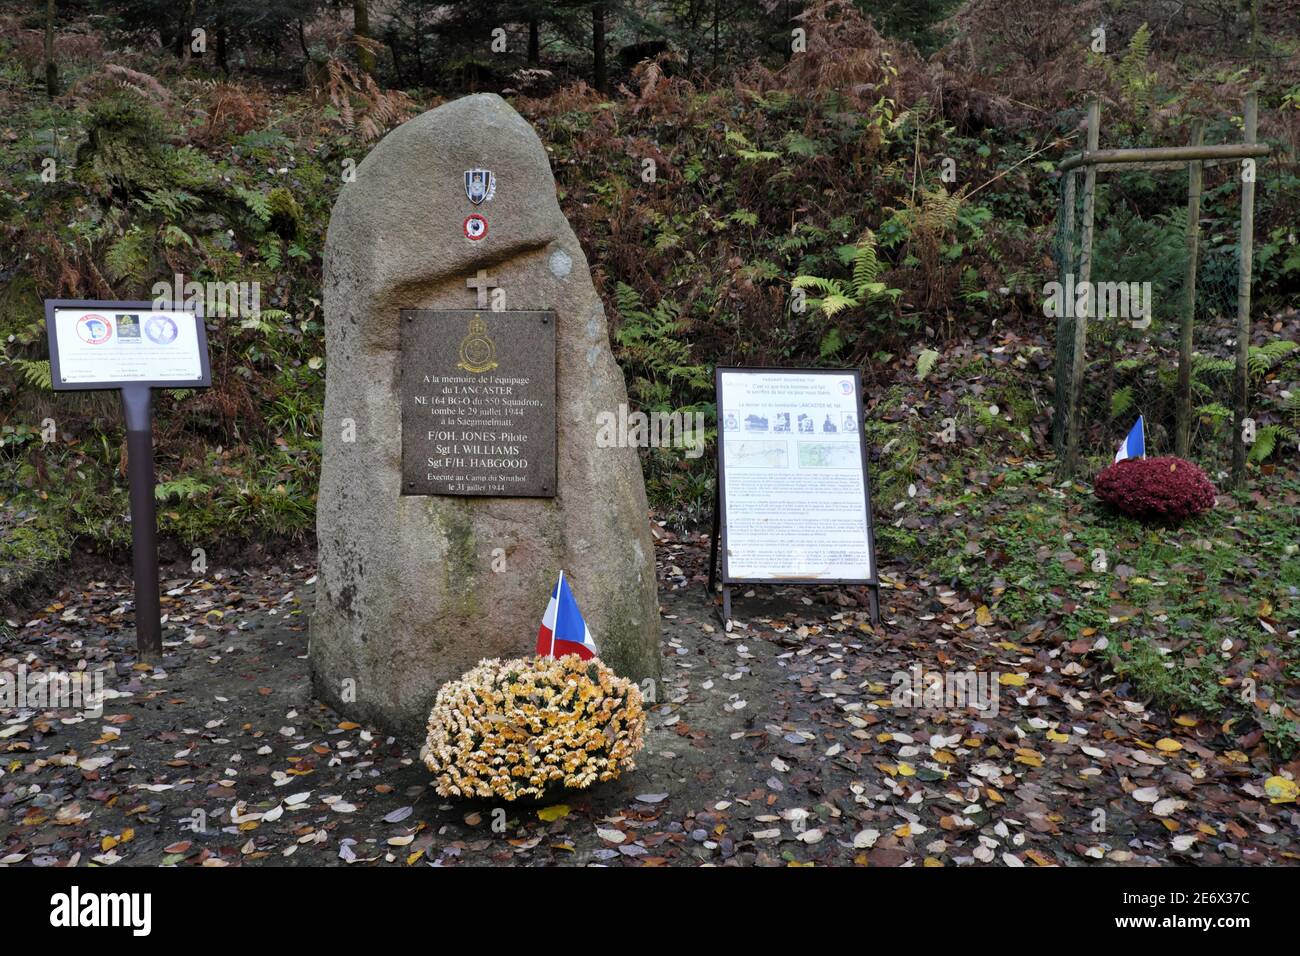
145;315;178;345
77;314;112;345
463;214;488;241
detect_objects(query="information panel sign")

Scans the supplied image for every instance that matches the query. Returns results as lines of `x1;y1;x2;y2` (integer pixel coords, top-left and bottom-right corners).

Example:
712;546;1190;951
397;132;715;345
714;367;877;590
42;298;211;661
45;300;209;390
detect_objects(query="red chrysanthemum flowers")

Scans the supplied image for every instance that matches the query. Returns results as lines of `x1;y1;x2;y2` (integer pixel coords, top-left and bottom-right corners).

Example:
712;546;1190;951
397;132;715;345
1093;456;1216;522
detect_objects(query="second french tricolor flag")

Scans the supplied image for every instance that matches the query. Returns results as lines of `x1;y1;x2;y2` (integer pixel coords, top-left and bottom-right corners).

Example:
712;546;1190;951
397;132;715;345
536;570;598;660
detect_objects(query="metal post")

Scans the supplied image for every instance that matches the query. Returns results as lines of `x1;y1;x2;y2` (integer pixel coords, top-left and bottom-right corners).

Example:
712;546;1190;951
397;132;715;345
706;485;720;594
1232;92;1258;487
1063;99;1100;477
1177;120;1204;459
121;384;162;660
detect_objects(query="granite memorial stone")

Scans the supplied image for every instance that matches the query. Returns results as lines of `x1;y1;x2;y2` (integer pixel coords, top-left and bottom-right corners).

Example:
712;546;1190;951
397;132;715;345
311;93;661;737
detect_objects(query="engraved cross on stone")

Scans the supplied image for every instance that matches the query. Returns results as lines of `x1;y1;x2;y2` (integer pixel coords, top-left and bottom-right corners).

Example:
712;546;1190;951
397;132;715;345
466;269;498;309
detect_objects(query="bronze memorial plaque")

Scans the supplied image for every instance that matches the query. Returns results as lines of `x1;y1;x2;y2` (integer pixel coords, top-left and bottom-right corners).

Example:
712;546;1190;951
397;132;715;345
400;309;556;497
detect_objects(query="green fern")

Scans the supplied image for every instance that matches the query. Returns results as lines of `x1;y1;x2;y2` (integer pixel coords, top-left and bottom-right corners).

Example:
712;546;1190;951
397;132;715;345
259;235;283;270
240;307;290;332
777;223;827;259
959;265;990;304
1111;386;1134;419
162;224;194;248
849;233;883;296
1117;23;1155;110
1197;402;1232;423
790;276;843;297
155;476;213;502
140;187;198;222
104;227;151;284
653;228;681;252
724;127;780;161
784;133;825;158
1194;355;1235;378
13;359;52;390
1248;425;1278;463
819;327;845;359
790;276;853;318
777;233;813;254
793;231;900;318
1248;340;1297;380
236;187;272;222
739;260;781;282
613;283;710;403
916;348;939;381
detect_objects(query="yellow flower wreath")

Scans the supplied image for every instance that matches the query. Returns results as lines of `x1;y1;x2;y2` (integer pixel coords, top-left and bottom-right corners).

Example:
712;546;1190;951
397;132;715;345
421;655;646;800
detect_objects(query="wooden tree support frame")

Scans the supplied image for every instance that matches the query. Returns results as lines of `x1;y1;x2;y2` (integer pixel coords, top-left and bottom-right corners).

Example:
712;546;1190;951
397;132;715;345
1054;93;1270;486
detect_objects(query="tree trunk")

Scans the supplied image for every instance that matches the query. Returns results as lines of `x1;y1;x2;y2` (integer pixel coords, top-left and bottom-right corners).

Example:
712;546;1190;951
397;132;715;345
180;0;197;65
216;8;228;75
354;0;375;75
592;3;607;92
712;0;719;71
686;0;697;72
528;18;540;65
43;0;58;99
783;0;793;64
1248;0;1259;61
388;33;403;85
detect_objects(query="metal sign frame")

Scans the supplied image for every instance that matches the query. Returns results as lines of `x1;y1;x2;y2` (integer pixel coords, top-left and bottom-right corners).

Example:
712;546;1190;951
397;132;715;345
707;365;880;626
45;299;211;391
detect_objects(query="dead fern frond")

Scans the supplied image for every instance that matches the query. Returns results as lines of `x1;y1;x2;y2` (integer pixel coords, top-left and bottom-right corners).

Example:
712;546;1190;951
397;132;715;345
309;54;413;141
103;64;170;103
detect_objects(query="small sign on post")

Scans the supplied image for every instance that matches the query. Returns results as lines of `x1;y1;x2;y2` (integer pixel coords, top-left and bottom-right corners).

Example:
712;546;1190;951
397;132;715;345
707;366;880;627
44;299;211;660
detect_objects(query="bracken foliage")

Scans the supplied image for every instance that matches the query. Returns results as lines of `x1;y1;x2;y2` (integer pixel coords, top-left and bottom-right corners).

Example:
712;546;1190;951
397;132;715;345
1;0;1296;544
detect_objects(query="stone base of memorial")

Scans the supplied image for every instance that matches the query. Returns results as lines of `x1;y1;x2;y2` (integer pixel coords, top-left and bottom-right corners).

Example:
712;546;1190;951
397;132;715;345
420;655;646;801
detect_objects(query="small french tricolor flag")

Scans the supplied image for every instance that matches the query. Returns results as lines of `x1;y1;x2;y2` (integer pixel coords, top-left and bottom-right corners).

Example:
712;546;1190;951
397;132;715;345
1114;415;1147;463
536;570;598;660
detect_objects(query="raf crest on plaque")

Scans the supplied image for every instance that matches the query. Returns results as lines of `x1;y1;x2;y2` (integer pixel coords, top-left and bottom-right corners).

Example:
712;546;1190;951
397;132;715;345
456;315;498;373
464;169;496;205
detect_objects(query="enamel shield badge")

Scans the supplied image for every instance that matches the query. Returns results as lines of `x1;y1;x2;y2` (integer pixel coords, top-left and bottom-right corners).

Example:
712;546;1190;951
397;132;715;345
464;169;496;205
